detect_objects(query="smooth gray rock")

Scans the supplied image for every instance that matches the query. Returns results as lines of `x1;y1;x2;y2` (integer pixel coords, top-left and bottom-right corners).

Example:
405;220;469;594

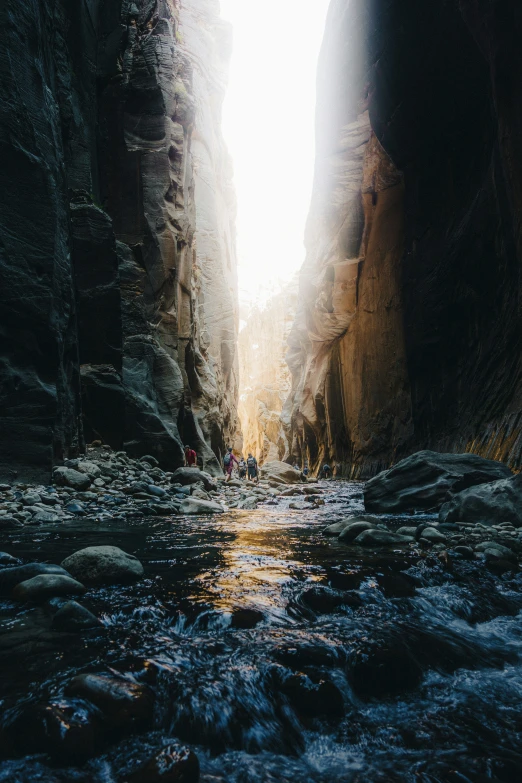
474;541;517;561
339;521;378;542
171;468;218;492
22;492;41;506
419;527;447;543
76;460;102;478
439;474;522;527
0;516;24;529
61;546;144;585
353;529;413;547
0;563;70;593
0;552;19;565
50;600;102;631
54;467;91;491
29;509;62;524
364;451;512;513
179;498;224;515
13;574;86;603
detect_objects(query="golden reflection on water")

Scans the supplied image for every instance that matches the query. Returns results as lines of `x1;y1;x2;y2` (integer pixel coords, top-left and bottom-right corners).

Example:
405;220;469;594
191;511;317;614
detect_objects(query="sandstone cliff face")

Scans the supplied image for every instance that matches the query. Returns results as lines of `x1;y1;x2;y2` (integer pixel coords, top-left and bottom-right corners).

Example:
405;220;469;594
286;0;522;477
0;0;238;481
238;281;297;464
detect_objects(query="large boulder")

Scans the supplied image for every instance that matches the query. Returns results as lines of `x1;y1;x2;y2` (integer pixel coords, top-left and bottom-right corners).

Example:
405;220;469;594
260;461;302;485
61;546;144;585
171;467;217;491
364;451;512;513
54;466;92;491
179;498;224;515
439;473;522;527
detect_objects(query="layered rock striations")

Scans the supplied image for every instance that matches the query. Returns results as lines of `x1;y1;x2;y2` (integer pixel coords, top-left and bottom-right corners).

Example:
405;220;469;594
238;281;297;464
0;0;238;481
286;0;522;477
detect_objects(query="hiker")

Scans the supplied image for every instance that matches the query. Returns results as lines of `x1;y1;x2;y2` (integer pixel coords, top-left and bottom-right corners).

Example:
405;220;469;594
303;462;309;478
293;462;300;471
322;463;331;480
184;445;197;467
238;457;247;480
224;447;238;482
246;453;258;483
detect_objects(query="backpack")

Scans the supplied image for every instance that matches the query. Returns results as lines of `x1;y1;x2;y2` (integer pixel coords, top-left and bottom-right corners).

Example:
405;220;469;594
224;453;232;467
247;456;256;468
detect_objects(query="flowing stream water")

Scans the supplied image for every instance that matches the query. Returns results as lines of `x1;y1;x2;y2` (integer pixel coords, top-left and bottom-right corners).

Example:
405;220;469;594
1;481;522;782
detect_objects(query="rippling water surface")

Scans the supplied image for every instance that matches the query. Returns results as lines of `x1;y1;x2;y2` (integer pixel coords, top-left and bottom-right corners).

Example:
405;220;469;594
1;481;522;782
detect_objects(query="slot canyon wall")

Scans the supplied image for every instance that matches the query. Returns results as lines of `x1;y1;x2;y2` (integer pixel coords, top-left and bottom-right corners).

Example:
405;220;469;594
286;0;522;477
0;0;239;482
238;280;297;464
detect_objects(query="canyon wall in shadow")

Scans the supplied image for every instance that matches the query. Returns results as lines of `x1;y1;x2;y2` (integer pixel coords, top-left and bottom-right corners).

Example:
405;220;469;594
0;0;239;481
286;0;522;477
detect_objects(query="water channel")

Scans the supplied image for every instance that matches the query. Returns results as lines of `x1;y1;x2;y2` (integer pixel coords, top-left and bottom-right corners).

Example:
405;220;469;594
1;482;522;782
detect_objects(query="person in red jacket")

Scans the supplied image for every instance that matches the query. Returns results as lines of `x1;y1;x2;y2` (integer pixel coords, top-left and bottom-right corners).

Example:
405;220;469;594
185;445;197;467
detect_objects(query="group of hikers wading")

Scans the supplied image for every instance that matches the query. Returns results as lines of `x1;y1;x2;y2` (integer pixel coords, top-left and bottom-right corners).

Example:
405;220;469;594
223;447;258;483
185;443;334;482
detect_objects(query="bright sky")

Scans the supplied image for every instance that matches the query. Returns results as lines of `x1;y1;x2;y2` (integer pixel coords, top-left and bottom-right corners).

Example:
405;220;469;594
219;0;331;312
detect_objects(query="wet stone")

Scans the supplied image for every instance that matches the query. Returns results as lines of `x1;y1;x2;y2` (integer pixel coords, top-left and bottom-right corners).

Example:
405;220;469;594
231;607;264;628
300;585;362;613
0;563;71;594
61;546;144;585
12;574;86;603
126;743;200;783
49;599;102;632
65;673;155;732
276;671;344;717
375;572;416;598
2;698;102;762
0;516;24;529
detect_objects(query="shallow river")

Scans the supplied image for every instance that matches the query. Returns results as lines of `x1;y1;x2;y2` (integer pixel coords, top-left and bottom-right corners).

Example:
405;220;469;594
1;482;522;782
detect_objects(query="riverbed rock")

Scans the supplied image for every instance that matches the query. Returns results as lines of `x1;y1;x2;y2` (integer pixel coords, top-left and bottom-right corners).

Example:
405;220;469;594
53;467;92;491
353;529;413;547
28;509;62;524
3;698;101;762
364;451;512;513
439;473;522;527
127;743;200;783
475;541;517;562
171;468;217;492
277;671;344;717
0;563;71;593
0;515;24;529
0;552;18;565
77;460;102;478
179;498;224;515
339;520;378;542
13;574;86;603
419;527;447;544
50;600;102;632
65;673;154;731
348;638;423;697
61;546;144;585
261;461;302;484
231;607;264;628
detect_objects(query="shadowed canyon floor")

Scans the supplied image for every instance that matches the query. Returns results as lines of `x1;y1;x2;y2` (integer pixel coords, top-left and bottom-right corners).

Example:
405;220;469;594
1;481;522;781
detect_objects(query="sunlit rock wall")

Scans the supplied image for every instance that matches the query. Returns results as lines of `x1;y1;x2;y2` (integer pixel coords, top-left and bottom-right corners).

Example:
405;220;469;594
239;281;297;464
286;0;522;477
0;0;238;481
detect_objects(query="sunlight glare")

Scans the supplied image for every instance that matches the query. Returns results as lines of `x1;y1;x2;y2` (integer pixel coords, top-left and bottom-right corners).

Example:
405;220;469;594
219;0;331;312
